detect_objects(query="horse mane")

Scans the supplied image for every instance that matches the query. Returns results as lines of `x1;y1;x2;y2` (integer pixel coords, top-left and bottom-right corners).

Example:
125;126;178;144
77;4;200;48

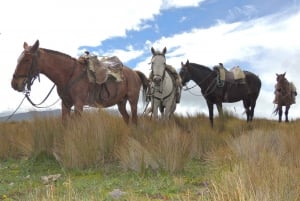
189;62;212;73
41;48;76;61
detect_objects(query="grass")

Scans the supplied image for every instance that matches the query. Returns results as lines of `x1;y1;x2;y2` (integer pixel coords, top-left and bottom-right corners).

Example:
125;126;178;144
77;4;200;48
0;110;300;200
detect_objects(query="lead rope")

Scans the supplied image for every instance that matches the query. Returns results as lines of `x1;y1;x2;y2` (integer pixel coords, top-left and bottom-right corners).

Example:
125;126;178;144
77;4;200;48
4;95;27;121
4;84;59;121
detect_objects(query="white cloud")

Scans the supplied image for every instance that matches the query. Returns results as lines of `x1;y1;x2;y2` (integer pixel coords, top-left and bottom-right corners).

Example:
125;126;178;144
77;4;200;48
161;0;204;9
227;5;258;21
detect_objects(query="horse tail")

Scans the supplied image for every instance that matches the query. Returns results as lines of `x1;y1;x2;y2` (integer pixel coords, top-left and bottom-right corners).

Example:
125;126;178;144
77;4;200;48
273;105;279;115
135;70;149;102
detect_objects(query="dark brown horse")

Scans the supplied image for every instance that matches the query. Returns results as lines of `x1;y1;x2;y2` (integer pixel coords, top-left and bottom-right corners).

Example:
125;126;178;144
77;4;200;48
179;60;261;127
273;73;297;122
11;40;149;125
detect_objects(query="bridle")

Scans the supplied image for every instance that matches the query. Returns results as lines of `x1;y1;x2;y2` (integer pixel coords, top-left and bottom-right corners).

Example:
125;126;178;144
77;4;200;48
181;65;218;97
150;54;166;86
13;50;40;91
13;49;57;108
149;54;175;101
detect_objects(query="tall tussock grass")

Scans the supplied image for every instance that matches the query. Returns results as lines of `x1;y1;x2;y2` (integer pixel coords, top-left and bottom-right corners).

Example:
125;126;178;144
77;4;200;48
0;121;33;159
117;120;192;172
54;110;129;169
1;111;300;200
207;125;300;201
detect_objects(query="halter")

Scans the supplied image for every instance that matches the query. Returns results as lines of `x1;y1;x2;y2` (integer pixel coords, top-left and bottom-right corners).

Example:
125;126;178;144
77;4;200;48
150;54;166;85
182;65;218;97
13;50;40;91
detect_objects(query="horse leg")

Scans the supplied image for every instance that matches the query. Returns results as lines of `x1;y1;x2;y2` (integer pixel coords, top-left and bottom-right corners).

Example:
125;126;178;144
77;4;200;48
278;106;283;122
61;101;71;125
207;101;214;127
164;101;174;120
152;99;159;120
74;101;84;116
249;101;256;121
285;105;290;122
216;103;223;119
117;100;130;124
128;99;138;125
243;99;251;122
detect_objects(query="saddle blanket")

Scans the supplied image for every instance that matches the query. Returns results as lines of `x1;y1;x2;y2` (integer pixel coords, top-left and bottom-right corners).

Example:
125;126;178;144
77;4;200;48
79;53;123;84
219;66;245;82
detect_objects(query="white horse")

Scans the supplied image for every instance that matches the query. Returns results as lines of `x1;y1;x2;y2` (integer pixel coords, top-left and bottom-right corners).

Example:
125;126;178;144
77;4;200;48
147;47;177;120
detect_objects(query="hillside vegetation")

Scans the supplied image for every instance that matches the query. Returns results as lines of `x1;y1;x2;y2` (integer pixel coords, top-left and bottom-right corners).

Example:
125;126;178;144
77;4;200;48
0;110;299;200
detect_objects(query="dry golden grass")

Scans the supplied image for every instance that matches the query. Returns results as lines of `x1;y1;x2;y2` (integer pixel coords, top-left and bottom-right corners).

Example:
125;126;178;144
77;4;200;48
117;120;192;172
1;111;300;200
54;111;128;169
0;121;33;159
205;119;300;201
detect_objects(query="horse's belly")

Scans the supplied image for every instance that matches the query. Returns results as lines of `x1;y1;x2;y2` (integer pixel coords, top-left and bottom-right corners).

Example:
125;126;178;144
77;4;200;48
93;82;126;107
223;84;247;102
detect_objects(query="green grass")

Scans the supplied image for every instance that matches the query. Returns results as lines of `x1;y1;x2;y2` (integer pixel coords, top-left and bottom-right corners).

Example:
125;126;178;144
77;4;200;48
0;156;210;200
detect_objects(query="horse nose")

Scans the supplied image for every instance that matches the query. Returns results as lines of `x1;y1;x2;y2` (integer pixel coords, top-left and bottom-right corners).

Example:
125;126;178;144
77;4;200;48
11;79;17;90
153;76;161;84
11;79;24;92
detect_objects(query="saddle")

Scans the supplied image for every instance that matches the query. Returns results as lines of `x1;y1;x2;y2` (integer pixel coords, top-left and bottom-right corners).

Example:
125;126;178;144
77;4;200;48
78;53;123;85
214;64;246;84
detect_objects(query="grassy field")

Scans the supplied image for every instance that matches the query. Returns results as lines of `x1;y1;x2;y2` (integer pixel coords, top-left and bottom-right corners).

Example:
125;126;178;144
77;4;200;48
0;110;299;200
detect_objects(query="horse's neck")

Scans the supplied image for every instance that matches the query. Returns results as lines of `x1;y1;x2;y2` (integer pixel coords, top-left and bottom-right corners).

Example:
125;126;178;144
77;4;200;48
191;66;213;89
38;50;76;86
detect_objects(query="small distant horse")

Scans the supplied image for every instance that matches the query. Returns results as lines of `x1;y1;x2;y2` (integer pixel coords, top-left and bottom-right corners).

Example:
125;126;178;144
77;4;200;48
179;60;261;127
273;72;297;122
11;40;149;125
147;47;178;119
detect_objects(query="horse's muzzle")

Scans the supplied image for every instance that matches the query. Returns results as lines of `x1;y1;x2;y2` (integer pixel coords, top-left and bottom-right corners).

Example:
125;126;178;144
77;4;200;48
153;75;162;85
11;77;26;92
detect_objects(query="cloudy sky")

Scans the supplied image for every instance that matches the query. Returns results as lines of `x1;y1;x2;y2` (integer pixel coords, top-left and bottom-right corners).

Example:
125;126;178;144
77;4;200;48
1;0;299;120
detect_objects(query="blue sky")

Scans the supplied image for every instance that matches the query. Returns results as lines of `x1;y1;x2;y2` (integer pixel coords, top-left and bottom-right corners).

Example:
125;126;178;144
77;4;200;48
1;0;300;120
80;0;296;68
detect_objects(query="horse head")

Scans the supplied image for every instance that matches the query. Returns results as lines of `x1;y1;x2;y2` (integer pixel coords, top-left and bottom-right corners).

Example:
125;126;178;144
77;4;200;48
150;47;167;85
179;60;191;86
11;40;40;92
276;72;286;83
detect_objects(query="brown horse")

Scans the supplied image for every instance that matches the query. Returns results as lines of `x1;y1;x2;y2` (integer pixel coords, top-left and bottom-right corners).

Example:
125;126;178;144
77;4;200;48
179;60;261;127
11;40;149;125
273;73;297;122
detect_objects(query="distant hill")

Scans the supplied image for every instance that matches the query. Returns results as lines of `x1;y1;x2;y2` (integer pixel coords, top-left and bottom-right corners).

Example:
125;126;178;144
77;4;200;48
0;109;61;122
0;108;121;122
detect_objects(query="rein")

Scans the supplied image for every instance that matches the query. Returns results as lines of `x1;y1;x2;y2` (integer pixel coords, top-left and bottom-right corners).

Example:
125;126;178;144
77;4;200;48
5;85;59;121
25;84;59;108
183;70;217;97
4;96;27;121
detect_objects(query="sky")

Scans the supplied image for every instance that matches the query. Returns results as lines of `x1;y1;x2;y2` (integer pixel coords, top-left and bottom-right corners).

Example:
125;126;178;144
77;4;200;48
1;0;300;120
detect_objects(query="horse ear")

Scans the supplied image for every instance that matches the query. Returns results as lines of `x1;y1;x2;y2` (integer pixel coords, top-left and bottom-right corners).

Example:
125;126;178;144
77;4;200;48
283;72;286;77
30;40;39;53
186;60;189;65
23;42;29;49
151;47;155;55
162;47;167;55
